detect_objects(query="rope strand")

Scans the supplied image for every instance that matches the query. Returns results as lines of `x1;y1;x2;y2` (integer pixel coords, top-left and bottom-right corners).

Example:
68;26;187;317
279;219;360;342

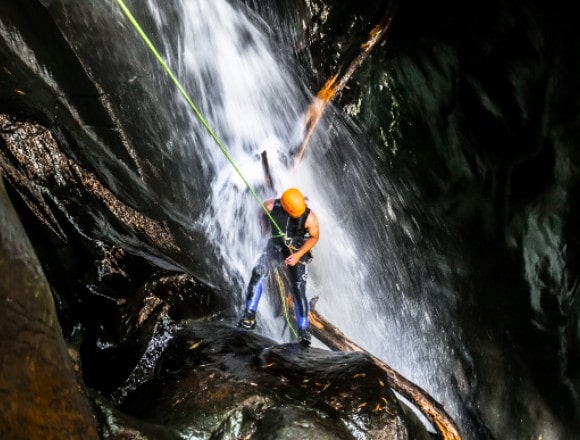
114;0;286;239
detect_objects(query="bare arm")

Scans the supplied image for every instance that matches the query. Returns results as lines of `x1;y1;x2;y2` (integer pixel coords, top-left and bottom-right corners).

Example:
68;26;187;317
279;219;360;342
285;210;319;266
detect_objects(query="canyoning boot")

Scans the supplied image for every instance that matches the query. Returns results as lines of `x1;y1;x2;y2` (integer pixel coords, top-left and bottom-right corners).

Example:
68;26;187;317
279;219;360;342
238;310;256;330
298;328;311;347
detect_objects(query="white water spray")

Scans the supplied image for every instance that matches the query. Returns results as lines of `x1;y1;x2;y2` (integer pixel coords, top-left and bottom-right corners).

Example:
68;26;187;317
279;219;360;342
158;0;399;350
161;0;370;344
145;0;463;430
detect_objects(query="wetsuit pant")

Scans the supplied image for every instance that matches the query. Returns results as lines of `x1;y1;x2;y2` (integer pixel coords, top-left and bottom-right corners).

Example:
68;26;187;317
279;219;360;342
245;239;309;330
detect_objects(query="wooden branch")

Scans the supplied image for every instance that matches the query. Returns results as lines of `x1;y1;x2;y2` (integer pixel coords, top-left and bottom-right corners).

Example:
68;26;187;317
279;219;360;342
261;150;274;190
308;299;462;440
294;0;399;168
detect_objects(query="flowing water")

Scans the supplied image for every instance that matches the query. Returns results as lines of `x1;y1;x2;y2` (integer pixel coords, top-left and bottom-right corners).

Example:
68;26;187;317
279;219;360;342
165;0;399;353
162;0;465;432
41;0;468;434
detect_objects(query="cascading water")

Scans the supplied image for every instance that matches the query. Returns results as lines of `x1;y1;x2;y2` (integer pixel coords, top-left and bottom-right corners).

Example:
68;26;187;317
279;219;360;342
166;0;386;350
36;0;469;435
154;0;469;433
6;1;580;438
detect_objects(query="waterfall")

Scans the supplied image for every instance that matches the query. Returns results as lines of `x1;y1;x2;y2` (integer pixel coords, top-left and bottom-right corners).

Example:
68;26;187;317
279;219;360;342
39;0;468;434
159;0;466;431
142;0;465;430
165;0;388;351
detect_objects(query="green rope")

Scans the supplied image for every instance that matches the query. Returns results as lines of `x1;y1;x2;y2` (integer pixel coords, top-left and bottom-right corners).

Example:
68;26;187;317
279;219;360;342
114;0;286;239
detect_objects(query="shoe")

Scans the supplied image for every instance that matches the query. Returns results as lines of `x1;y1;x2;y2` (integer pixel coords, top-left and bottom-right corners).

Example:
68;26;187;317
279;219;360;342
298;329;311;346
238;310;256;330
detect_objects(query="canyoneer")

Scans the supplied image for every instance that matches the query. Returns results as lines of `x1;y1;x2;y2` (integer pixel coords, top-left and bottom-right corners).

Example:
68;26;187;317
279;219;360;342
238;188;319;346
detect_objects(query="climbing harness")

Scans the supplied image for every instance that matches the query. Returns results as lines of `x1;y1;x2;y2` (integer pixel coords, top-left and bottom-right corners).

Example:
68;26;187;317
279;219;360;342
114;0;286;240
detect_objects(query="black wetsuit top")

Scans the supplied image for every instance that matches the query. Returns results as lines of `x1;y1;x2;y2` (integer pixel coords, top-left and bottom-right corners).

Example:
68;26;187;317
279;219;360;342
270;199;311;250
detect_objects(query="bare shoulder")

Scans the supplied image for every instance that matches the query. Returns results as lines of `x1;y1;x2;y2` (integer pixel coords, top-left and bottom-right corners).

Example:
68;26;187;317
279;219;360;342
306;209;319;227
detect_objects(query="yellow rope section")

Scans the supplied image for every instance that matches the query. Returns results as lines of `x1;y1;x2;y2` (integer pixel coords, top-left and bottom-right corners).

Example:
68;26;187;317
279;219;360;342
273;267;298;338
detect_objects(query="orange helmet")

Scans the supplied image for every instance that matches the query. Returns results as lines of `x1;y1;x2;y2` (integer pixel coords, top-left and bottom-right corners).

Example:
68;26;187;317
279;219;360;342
280;188;306;218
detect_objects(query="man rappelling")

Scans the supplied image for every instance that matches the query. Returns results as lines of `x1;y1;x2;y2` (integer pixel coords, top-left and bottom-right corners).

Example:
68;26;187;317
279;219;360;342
238;188;319;346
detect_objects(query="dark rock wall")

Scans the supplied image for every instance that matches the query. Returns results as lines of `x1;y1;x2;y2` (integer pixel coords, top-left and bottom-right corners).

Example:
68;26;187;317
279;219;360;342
266;0;580;437
0;178;99;439
328;0;580;438
386;2;580;438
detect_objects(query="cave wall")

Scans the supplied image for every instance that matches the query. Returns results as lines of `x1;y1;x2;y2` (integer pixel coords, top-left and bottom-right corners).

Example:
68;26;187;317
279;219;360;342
0;178;99;438
378;0;580;437
291;0;580;437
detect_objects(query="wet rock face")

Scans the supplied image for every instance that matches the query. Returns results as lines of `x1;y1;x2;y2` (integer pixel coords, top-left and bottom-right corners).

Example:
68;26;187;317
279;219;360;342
0;179;99;439
0;114;177;251
119;321;426;439
382;2;580;438
0;112;210;389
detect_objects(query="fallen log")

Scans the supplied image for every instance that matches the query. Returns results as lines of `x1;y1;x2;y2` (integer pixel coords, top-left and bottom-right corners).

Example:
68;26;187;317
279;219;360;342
273;277;461;439
307;298;462;440
262;101;461;438
270;264;461;439
294;0;399;167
